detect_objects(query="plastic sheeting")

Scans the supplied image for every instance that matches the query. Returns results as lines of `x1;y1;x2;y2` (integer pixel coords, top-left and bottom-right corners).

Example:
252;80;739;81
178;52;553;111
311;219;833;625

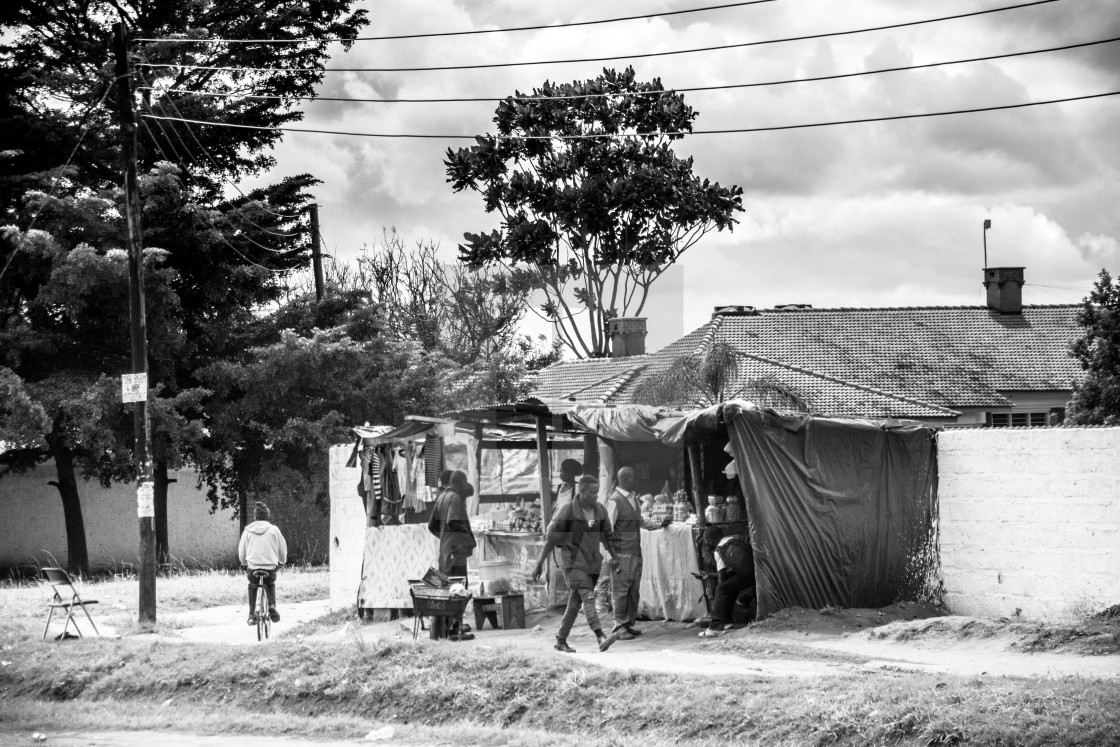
727;407;938;619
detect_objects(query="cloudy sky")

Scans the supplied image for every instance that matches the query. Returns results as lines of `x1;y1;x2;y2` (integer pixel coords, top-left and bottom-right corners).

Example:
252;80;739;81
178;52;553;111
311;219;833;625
248;0;1120;351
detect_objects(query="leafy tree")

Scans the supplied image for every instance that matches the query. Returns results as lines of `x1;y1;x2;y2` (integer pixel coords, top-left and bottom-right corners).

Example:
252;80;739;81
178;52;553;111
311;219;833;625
630;342;810;411
1067;269;1120;425
1;0;367;561
0;221;183;573
445;66;743;358
312;230;547;405
196;295;450;522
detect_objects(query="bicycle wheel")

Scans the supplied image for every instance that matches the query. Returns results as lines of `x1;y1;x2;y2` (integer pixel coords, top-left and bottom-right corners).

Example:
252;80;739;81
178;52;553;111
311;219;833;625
256;589;267;641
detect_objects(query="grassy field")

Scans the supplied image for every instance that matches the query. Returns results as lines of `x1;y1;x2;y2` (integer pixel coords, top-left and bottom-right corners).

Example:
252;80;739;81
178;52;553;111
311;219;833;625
2;569;1119;746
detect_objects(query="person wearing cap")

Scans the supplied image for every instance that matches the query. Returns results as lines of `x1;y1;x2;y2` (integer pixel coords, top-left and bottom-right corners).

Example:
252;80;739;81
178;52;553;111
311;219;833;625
606;465;671;640
532;475;623;654
238;501;288;626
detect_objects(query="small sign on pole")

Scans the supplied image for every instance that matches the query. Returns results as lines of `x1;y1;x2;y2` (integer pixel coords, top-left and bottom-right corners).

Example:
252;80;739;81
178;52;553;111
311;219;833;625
137;481;155;518
121;372;147;403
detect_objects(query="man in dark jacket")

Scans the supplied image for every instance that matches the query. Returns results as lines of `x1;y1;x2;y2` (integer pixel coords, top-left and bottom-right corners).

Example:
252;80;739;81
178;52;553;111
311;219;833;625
427;469;476;579
533;475;622;653
605;465;671;639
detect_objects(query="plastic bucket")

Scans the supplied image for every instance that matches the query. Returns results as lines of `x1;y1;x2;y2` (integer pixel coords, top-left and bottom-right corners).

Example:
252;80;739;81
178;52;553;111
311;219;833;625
479;559;512;594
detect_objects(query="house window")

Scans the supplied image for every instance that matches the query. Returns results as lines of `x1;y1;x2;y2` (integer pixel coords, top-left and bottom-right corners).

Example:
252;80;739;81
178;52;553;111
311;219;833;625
989;412;1050;428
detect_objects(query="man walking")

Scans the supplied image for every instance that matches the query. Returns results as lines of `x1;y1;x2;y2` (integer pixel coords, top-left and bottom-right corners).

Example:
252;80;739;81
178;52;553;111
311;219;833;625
532;475;622;653
606;466;671;639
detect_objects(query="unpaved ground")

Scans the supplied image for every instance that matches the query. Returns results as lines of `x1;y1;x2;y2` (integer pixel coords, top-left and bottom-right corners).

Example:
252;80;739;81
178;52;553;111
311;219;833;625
113;597;1120;680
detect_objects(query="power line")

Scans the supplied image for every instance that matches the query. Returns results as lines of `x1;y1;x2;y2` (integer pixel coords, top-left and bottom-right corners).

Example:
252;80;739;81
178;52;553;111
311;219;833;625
0;77;123;284
134;0;776;43
137;35;1120;105
135;64;301;224
137;0;1060;74
141;89;1120;140
138;120;298;274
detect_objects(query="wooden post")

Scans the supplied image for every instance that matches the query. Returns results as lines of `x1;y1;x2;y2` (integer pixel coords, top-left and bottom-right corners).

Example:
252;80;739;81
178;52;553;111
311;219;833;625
114;22;157;625
687;441;707;528
535;416;552;525
309;204;324;300
581;433;598;477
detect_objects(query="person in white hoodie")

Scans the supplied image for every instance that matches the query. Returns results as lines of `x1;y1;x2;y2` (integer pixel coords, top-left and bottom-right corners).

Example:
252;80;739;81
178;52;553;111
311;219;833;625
238;501;288;625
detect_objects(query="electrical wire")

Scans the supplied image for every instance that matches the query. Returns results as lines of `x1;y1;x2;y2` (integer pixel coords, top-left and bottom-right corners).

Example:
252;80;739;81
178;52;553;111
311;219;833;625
136;0;1060;74
140;95;303;252
140;89;1120;140
136;63;301;223
0;76;123;284
134;0;776;43
137;35;1120;105
138;120;298;274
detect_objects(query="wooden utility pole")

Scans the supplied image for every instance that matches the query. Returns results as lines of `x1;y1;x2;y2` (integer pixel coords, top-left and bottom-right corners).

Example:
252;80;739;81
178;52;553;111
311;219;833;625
309;204;324;300
113;21;157;624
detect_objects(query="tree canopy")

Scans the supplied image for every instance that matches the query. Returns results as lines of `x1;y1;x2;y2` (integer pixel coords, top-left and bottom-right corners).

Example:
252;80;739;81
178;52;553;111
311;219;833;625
445;66;743;358
1067;269;1120;425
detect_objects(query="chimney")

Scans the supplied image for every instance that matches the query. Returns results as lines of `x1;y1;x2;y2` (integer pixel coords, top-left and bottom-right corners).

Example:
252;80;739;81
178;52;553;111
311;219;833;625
607;317;647;358
983;267;1024;314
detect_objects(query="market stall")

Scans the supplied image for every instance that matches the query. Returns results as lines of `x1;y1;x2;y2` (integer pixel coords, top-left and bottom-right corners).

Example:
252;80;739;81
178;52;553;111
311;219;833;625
568;401;940;621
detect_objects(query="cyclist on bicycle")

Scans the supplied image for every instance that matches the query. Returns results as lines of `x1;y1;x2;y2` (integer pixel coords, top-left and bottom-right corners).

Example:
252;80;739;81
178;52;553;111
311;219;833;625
238;501;288;626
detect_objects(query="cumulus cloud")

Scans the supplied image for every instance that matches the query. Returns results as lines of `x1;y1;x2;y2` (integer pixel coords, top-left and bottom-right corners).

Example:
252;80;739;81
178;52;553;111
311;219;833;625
242;0;1118;344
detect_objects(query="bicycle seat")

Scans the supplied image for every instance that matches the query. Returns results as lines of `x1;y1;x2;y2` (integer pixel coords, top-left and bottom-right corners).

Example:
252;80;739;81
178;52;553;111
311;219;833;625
251;570;270;579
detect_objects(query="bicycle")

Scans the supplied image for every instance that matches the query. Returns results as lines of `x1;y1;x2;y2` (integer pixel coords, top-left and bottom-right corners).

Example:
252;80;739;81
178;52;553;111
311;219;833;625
250;569;272;641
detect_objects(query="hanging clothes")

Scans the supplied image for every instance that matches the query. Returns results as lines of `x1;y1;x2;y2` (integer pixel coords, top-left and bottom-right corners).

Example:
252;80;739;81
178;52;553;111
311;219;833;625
424;433;444;488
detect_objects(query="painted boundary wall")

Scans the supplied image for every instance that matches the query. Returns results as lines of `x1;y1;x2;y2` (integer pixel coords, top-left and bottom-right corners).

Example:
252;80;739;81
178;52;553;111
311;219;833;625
328;444;365;611
0;463;238;572
938;426;1120;623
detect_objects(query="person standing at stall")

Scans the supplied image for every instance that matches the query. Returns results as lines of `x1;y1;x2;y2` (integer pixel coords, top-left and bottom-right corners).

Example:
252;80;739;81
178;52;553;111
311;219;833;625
606;465;671;639
428;470;476;580
532;475;622;654
555;458;582;509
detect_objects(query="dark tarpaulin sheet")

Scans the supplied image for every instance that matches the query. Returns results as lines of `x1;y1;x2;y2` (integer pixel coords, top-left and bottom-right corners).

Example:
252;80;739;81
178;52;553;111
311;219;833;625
727;406;938;619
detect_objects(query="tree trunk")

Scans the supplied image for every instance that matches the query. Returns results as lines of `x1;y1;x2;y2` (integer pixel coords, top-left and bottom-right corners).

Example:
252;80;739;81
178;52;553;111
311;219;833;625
153;458;170;566
49;441;90;575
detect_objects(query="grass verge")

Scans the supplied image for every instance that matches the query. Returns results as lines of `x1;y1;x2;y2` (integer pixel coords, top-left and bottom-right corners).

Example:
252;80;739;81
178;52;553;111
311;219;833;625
2;629;1119;746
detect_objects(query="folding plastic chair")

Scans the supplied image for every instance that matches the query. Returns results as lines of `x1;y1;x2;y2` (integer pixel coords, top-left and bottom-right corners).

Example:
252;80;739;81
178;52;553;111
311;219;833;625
41;567;100;640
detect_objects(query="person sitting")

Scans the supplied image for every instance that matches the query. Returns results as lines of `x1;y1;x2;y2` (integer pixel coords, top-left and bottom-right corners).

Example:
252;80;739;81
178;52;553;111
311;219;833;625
238;501;288;626
698;526;755;638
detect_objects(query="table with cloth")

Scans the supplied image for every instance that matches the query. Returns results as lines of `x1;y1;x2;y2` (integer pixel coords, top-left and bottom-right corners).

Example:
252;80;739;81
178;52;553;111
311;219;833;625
357;525;440;610
637;522;706;621
356;522;705;621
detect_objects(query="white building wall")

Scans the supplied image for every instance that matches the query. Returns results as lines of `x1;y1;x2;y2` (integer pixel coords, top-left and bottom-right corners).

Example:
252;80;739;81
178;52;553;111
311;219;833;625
0;462;238;571
328;444;365;611
938;427;1120;622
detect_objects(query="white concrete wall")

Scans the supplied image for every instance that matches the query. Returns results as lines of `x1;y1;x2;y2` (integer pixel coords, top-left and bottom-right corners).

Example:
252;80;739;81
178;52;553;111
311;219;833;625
328;444;365;611
0;462;238;571
938;427;1120;623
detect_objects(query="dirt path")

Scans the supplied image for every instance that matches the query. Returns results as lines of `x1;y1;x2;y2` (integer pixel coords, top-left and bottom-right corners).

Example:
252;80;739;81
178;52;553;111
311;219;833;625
132;599;1119;680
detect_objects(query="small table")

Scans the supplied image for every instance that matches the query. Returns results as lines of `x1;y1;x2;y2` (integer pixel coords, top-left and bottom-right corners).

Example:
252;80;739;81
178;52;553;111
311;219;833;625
472;593;526;630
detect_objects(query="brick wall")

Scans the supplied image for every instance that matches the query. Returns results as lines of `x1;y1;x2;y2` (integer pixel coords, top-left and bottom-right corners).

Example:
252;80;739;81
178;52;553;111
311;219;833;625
938;427;1120;622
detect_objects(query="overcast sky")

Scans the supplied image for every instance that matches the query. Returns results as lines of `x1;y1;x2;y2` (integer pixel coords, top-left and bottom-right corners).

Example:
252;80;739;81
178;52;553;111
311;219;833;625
247;0;1120;351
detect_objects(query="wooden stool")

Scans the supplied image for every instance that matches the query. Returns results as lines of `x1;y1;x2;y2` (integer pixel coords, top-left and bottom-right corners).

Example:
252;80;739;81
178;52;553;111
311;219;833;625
500;593;525;630
472;596;500;630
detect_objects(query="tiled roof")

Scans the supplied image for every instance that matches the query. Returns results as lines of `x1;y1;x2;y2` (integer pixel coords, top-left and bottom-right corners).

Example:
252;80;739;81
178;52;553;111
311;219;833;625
532;305;1083;415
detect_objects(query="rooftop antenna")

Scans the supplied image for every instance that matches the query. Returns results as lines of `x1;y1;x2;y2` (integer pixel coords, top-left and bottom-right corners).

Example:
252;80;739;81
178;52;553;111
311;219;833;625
983;218;992;268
